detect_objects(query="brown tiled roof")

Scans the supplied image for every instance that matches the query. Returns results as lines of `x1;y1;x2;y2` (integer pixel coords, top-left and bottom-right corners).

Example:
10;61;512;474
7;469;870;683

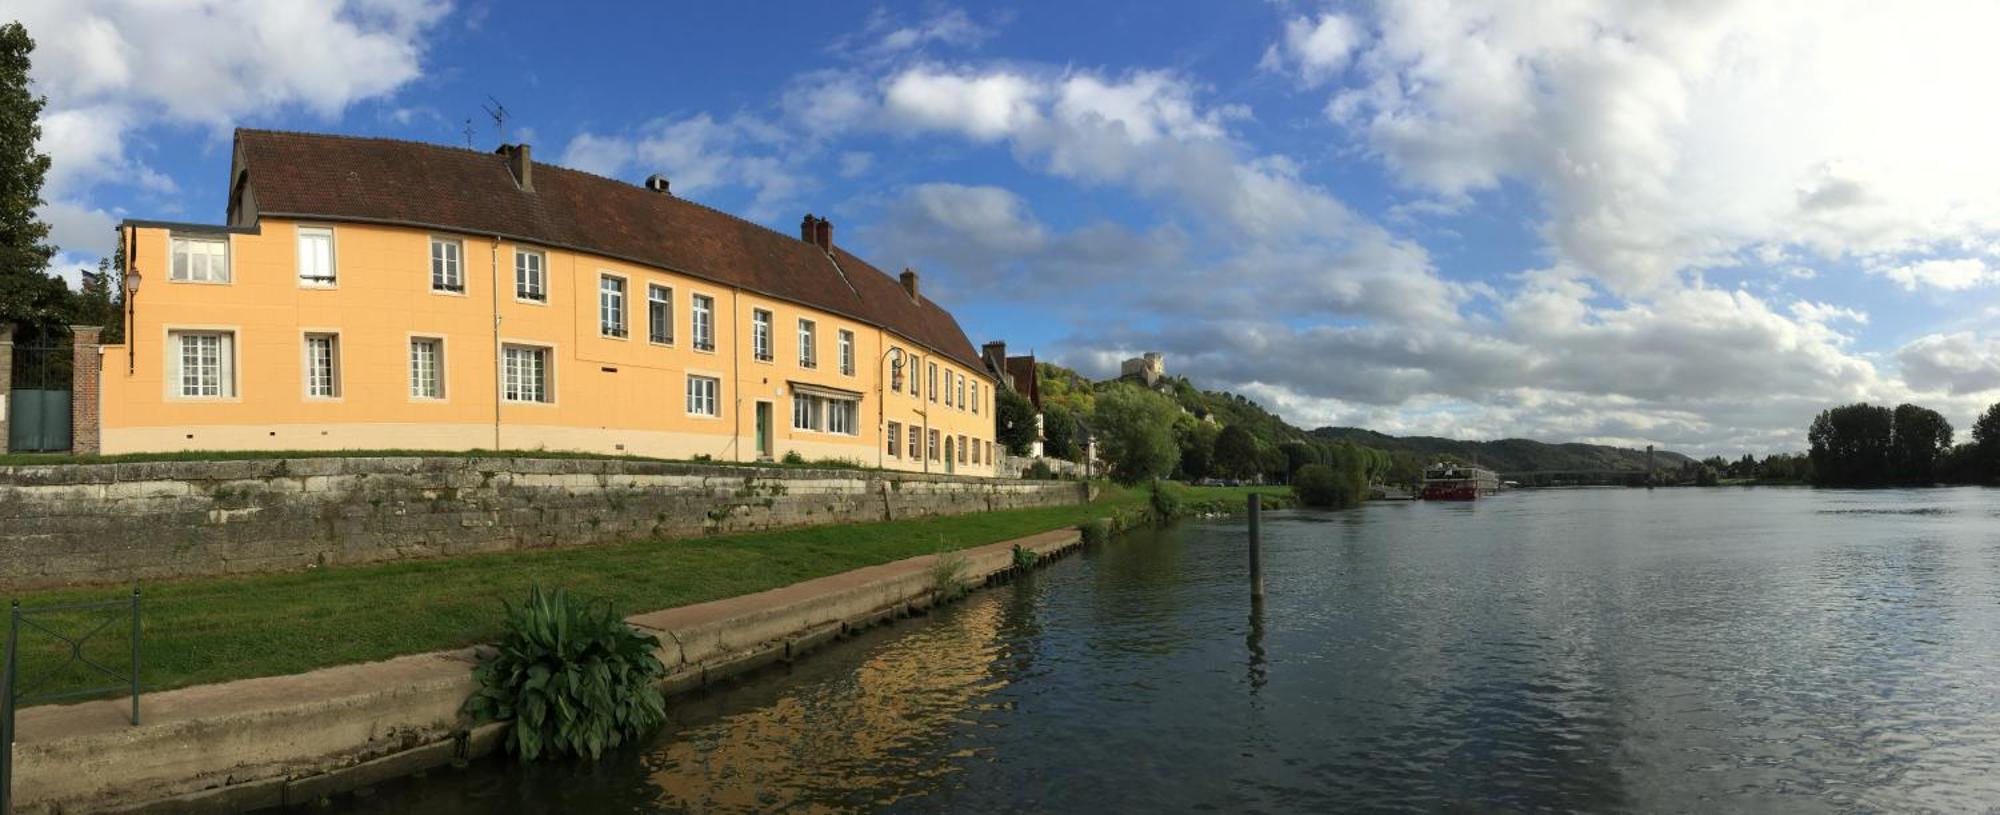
1004;356;1040;407
231;129;987;372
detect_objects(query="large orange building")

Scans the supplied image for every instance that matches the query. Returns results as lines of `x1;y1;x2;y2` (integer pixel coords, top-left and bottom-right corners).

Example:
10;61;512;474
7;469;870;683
101;130;999;475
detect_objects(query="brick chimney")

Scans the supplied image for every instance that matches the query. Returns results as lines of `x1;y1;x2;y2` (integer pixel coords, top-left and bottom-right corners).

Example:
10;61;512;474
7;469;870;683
900;268;920;301
497;144;533;192
800;213;816;243
814;217;832;250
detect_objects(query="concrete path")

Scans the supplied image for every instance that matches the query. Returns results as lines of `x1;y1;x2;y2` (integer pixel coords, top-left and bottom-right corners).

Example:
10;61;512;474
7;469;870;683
7;524;1087;813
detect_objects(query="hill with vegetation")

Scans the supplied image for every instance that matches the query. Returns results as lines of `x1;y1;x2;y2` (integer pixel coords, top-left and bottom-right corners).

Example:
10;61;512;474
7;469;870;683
1031;362;1690;483
1310;427;1693;475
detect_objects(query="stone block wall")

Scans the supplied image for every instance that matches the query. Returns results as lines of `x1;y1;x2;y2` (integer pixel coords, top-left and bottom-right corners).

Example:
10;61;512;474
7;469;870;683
0;457;1088;589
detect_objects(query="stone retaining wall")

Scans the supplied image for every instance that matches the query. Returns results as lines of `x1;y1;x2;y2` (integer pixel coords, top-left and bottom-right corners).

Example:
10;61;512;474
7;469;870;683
0;456;1087;589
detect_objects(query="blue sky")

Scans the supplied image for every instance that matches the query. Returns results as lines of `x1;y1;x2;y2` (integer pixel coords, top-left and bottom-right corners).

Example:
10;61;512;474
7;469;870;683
20;1;2000;455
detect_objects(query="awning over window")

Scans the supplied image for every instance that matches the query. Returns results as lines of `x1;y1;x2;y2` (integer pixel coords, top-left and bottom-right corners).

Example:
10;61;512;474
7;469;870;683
789;381;864;401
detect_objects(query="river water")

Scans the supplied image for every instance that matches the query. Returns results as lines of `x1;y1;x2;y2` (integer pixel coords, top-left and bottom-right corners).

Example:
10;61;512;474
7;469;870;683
338;487;2000;813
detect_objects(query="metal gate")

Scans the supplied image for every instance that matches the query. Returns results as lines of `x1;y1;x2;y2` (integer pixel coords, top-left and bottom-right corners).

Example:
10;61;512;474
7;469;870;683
7;343;71;453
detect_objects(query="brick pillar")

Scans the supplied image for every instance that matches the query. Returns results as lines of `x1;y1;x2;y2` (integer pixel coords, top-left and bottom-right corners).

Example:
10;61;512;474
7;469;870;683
0;323;13;451
70;325;103;455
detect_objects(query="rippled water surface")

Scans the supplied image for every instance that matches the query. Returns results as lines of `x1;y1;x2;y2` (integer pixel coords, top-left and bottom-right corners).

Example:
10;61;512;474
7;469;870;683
343;488;2000;813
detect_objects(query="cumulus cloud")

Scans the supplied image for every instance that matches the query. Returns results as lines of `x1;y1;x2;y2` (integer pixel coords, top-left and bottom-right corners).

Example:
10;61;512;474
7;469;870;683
1897;333;2000;396
1323;1;2000;293
1259;13;1364;86
558;113;805;220
1874;258;1999;292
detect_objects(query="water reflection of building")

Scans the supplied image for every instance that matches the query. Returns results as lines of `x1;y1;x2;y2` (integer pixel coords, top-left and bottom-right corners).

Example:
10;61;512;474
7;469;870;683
648;597;1009;812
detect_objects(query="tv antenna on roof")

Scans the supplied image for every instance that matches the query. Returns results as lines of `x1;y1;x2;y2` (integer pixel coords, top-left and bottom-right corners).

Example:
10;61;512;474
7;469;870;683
462;118;475;149
482;96;510;143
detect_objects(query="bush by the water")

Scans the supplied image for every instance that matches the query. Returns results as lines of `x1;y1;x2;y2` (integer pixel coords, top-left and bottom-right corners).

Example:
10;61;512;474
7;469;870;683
1012;543;1040;569
464;586;667;762
1147;480;1181;522
1293;463;1362;509
1080;519;1109;546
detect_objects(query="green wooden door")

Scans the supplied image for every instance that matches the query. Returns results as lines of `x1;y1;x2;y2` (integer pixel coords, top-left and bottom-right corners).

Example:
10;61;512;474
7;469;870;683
7;389;71;452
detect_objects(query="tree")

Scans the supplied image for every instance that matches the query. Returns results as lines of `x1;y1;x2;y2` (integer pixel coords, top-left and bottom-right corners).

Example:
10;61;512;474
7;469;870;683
1091;385;1179;485
1175;419;1218;481
0;22;65;334
995;388;1037;457
1292;463;1360;509
1042;403;1081;461
1889;403;1952;484
1212;424;1259;479
1808;403;1893;486
1970;402;2000;483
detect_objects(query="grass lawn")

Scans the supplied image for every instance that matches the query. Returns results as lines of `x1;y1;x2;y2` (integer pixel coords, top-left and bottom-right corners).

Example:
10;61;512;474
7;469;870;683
7;482;1278;700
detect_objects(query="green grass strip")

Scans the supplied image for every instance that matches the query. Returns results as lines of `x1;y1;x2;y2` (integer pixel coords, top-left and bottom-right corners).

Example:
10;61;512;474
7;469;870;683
7;482;1274;699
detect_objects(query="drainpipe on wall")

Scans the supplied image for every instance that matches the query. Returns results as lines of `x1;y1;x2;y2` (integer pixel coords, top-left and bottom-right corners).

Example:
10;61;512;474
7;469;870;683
731;289;742;463
491;235;502;451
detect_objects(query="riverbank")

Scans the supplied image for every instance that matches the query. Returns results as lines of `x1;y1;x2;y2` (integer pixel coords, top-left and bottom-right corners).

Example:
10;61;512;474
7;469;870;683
6;482;1278;813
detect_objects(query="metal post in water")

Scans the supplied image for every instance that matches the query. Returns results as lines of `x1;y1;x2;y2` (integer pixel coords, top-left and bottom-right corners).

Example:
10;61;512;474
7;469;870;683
130;588;141;726
1248;493;1265;600
3;600;19;815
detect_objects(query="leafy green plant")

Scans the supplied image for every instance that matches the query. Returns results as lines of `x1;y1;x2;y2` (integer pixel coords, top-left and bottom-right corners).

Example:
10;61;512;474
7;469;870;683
463;586;667;762
1025;460;1055;480
1011;544;1040;570
1080;519;1109;546
781;450;807;465
930;549;970;602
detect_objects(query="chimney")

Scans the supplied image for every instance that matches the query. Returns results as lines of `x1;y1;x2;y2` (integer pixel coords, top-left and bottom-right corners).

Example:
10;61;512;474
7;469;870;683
800;213;817;243
497;144;533;192
814;217;832;250
982;341;1007;373
644;174;671;194
900;268;920;301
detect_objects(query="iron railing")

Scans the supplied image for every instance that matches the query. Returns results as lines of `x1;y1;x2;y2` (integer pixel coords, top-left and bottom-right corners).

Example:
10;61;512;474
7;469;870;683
0;590;141;815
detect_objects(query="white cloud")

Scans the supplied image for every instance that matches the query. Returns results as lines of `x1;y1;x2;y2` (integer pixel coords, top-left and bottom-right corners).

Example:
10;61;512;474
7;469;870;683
1322;0;2000;293
1259;13;1363;86
882;68;1044;141
1874;258;1999;292
1897;333;2000;396
860;8;994;56
557;113;806;220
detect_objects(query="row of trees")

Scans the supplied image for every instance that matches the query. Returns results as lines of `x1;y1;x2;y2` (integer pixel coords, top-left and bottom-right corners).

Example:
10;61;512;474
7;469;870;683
1806;402;2000;487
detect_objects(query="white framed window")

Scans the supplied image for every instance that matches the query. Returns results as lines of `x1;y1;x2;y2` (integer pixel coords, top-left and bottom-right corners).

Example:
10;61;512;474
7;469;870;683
303;333;341;398
957;375;966;411
838;329;854;376
944;370;954;408
959;434;968;463
297;227;336;286
908;426;921;459
929;429;941;460
648;284;672;345
792;393;818;431
685;375;720;417
928;362;939;403
169;330;235;398
909;355;920;397
410;337;444;399
790;392;858;435
170;235;230;283
887;422;901;458
502;344;552;403
973;437;981;464
828;398;857;435
798;319;818;368
890;348;904;392
599;275;628;338
691;294;715;351
972;382;980;415
515;249;546;302
752;309;773;362
430;237;464;293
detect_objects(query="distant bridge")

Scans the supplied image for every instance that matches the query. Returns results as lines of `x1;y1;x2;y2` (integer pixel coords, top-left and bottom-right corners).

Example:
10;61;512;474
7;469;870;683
1497;469;1651;481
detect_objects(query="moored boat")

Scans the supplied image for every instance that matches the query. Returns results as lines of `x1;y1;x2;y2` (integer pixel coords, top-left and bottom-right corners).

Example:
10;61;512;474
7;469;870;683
1421;463;1500;500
